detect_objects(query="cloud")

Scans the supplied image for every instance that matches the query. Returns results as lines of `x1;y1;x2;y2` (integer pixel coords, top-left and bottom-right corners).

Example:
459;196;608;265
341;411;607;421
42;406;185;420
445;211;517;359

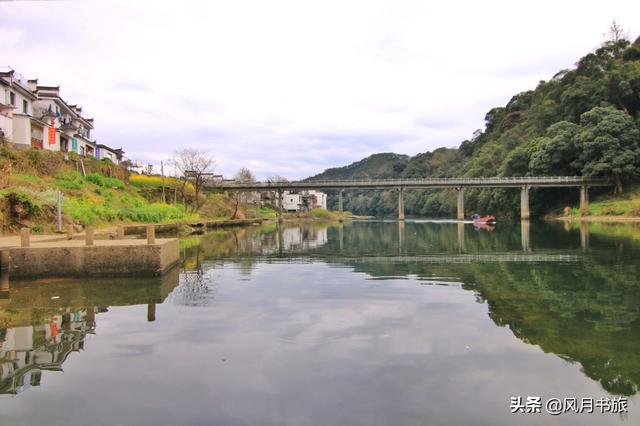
0;0;638;179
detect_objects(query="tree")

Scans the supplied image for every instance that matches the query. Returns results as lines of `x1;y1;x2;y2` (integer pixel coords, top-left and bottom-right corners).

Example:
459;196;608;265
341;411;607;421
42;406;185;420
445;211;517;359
264;175;289;211
171;149;215;212
230;167;256;219
236;167;256;183
604;19;627;44
266;174;289;184
528;121;580;176
500;146;530;177
572;106;640;192
606;61;640;116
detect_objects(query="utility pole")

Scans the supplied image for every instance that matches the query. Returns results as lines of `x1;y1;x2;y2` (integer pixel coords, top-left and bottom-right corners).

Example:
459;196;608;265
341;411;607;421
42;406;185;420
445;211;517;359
173;164;178;204
161;160;166;203
56;190;62;233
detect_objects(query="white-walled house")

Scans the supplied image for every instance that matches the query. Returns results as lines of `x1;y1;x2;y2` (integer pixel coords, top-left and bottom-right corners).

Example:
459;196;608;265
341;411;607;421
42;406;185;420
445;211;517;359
281;190;328;212
0;70;38;147
308;190;327;210
96;144;124;164
282;191;302;212
0;67;125;163
30;84;96;155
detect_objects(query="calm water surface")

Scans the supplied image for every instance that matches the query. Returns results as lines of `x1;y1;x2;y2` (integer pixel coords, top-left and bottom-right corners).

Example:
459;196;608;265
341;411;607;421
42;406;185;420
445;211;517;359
1;220;639;425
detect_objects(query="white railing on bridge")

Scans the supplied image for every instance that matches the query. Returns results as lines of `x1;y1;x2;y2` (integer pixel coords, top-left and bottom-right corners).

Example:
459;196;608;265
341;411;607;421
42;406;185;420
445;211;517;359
214;176;611;188
289;176;597;185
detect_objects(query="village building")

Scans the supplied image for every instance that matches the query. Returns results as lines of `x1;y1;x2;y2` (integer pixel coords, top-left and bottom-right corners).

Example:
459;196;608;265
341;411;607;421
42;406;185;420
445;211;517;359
96;144;124;164
0;67;124;164
282;190;328;212
0;69;37;147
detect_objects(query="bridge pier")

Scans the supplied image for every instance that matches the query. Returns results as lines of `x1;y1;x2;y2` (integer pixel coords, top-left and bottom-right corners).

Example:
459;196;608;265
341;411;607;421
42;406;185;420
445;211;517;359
520;185;530;221
457;222;465;253
398;187;405;221
338;190;344;213
521;219;531;253
579;186;589;215
277;189;283;222
277;222;284;255
456;187;464;220
580;222;589;252
147;303;156;322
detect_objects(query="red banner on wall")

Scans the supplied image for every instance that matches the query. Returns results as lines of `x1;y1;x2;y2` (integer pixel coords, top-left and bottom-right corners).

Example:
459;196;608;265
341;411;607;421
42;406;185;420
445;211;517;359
48;124;56;145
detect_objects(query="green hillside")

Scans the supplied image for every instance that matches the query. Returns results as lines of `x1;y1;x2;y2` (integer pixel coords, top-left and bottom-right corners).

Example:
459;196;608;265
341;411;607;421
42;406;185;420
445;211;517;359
307;153;410;180
0;146;261;233
309;34;640;218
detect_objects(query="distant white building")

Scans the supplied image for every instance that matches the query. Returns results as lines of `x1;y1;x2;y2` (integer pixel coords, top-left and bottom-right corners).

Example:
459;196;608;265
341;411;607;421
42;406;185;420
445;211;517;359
282;191;302;212
281;190;327;212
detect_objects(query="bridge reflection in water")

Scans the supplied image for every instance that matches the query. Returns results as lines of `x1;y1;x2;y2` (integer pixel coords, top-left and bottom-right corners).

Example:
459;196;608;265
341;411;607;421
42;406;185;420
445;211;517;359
181;220;640;397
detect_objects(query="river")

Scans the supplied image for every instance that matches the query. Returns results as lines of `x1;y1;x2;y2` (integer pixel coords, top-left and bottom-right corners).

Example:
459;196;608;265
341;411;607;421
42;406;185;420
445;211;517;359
0;220;638;425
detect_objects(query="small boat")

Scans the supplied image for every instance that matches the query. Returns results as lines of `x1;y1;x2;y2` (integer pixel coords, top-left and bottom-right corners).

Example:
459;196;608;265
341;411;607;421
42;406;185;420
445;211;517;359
473;214;496;224
474;222;496;232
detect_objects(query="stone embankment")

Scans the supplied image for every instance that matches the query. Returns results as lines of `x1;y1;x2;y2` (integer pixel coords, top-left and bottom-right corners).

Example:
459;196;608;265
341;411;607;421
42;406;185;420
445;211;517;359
0;225;179;280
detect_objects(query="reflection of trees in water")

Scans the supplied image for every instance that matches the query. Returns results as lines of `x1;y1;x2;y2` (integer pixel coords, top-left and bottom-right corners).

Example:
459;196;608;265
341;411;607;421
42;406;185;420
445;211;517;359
180;221;640;395
173;251;219;307
460;259;640;396
341;250;640;396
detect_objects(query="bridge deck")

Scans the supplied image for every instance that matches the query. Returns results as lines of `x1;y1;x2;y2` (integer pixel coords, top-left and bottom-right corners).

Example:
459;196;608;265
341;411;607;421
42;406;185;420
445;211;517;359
212;176;611;191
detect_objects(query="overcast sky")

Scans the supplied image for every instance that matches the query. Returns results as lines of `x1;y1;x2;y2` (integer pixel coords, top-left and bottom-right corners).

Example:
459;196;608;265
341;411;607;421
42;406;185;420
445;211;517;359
1;1;638;179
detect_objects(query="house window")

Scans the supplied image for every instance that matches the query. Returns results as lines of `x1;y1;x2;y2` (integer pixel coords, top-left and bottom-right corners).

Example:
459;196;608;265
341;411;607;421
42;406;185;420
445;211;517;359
9;92;15;106
80;146;85;156
22;100;28;114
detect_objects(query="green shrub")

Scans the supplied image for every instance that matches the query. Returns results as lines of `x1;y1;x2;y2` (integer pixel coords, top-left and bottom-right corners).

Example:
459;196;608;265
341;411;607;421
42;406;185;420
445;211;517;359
32;224;44;233
55;171;85;190
0;145;17;161
26;149;44;168
64;197;120;225
311;208;335;220
257;207;277;219
130;174;194;193
12;173;43;184
86;173;125;190
119;203;190;223
5;190;42;216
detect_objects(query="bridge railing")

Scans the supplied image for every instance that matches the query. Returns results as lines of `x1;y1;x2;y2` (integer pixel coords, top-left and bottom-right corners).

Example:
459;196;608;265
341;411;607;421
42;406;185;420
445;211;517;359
293;176;597;185
214;176;611;188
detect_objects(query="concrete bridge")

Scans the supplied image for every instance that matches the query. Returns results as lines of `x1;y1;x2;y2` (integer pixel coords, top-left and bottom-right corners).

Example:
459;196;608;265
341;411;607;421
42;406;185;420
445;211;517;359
213;176;612;220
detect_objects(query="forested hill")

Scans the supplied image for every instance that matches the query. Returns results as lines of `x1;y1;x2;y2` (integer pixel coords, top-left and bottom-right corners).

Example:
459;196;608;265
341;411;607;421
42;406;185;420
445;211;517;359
307;153;410;180
308;35;640;218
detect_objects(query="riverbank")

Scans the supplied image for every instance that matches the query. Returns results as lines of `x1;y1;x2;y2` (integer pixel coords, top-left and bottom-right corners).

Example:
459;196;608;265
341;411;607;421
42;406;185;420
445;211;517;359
548;215;640;223
545;184;640;223
0;145;267;233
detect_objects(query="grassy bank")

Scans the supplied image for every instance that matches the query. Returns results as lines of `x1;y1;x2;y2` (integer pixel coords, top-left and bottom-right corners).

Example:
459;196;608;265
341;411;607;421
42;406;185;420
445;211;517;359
1;170;201;232
278;208;354;222
0;145;252;233
553;185;640;220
